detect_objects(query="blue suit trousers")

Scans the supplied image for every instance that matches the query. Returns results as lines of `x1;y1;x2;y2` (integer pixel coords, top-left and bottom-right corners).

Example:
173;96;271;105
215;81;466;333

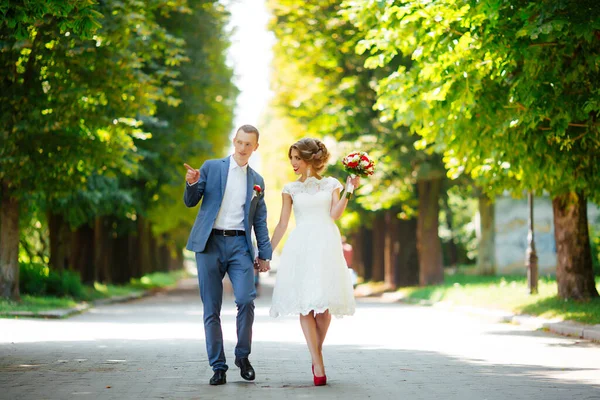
195;234;256;371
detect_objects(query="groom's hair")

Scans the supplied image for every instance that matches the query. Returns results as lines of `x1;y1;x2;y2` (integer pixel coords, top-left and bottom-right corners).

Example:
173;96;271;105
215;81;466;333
237;124;260;141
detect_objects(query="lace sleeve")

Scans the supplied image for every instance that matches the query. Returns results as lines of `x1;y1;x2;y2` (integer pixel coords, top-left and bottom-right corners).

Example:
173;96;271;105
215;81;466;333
282;183;292;196
330;177;343;192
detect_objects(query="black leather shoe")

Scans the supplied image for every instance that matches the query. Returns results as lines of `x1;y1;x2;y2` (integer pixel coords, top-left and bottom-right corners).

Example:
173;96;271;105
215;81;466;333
209;369;226;385
235;357;255;381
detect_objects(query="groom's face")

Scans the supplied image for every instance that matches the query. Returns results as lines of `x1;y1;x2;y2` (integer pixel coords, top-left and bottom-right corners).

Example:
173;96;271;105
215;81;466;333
233;130;259;164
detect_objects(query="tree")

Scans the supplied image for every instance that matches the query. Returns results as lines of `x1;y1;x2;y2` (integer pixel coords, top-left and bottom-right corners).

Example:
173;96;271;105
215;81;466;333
0;0;190;297
42;0;237;284
344;0;599;299
1;1;105;299
147;0;237;253
267;0;446;286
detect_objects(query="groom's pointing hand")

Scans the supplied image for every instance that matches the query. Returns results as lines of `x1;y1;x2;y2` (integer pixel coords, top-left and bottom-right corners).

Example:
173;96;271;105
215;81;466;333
184;163;200;185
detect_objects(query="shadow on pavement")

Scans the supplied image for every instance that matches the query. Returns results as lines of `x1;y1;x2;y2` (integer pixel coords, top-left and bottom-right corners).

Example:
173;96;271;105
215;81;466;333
0;340;598;400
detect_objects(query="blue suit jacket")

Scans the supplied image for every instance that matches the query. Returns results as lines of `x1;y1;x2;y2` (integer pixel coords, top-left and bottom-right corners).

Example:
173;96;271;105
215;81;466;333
183;157;272;261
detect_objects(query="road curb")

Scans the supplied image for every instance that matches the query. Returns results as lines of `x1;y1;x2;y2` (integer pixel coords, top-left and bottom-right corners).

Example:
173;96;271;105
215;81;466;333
541;321;600;342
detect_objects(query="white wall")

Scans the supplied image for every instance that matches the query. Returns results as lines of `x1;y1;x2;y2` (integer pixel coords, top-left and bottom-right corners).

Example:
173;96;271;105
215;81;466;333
493;196;600;275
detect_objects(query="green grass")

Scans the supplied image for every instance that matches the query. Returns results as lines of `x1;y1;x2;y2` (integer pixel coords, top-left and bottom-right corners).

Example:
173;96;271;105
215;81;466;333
0;295;80;313
0;269;188;316
82;282;144;301
392;274;600;325
129;270;188;290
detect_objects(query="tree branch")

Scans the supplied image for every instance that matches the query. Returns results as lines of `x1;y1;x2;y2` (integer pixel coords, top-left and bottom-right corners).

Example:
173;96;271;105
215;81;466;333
570;131;590;141
529;42;558;47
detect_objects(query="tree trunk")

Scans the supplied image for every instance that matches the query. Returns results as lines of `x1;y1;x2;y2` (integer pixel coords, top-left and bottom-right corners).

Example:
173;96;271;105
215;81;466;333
128;232;141;279
361;227;373;280
111;234;130;284
70;224;95;284
94;217;112;283
159;235;177;272
371;213;385;282
149;227;159;272
158;243;169;273
138;216;152;276
0;183;20;299
417;178;444;286
173;247;184;271
351;230;365;278
48;212;71;272
553;192;599;300
384;209;399;289
477;193;496;275
166;243;183;271
397;218;419;287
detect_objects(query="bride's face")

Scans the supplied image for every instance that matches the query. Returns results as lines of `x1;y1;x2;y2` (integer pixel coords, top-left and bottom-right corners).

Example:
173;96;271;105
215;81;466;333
290;149;308;176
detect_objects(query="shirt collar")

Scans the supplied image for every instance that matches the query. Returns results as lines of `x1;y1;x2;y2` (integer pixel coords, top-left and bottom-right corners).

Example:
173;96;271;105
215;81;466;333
229;155;248;173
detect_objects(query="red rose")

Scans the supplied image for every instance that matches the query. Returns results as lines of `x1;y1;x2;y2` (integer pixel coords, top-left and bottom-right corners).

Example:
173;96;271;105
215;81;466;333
253;185;262;193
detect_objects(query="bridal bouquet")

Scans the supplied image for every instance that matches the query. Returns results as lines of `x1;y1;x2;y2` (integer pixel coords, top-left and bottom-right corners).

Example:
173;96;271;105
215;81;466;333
342;151;375;198
342;151;375;178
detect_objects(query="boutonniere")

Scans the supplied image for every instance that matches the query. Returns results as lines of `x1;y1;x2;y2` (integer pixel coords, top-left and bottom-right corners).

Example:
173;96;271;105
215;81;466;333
253;184;263;199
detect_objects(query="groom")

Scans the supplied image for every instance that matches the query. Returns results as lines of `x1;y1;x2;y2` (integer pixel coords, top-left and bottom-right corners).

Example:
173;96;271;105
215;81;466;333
183;124;272;385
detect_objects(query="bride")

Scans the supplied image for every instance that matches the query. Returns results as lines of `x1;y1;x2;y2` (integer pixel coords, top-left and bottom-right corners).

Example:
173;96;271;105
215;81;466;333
269;138;359;386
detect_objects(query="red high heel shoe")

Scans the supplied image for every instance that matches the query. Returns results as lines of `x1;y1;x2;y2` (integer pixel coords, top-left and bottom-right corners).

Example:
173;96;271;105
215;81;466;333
312;365;327;386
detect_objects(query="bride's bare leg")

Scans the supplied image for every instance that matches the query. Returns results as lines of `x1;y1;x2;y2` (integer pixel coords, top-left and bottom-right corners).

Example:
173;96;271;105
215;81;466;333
299;311;325;376
315;310;331;353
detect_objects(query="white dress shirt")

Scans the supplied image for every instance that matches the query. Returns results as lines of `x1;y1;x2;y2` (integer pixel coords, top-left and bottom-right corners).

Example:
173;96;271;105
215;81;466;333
213;156;247;231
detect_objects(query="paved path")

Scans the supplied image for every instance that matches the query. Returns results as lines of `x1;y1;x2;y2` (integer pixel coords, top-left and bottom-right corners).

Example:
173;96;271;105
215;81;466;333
1;277;599;400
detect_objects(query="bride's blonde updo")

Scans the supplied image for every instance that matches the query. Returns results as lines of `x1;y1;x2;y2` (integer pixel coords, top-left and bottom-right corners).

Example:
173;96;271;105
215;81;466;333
288;138;330;173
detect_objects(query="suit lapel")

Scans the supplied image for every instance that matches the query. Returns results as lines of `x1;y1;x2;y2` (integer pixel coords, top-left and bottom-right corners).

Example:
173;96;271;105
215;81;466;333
220;157;229;199
245;168;254;216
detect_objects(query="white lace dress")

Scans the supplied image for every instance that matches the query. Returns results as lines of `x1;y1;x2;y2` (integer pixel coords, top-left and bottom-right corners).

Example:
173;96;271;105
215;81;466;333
270;176;356;318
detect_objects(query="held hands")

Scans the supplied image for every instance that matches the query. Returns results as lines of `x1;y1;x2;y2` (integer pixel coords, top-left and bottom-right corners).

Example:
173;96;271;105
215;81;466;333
184;163;200;185
254;258;271;273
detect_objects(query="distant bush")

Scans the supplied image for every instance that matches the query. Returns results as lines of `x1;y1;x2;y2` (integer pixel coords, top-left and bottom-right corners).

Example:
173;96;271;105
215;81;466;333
20;263;49;296
19;263;84;298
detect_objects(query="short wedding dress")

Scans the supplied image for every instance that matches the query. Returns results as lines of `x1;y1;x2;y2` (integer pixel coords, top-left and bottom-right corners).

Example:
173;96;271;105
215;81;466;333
270;176;356;318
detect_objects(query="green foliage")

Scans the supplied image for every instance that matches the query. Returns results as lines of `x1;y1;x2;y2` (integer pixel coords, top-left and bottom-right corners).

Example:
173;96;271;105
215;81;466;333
0;1;102;40
19;263;49;296
1;0;192;211
267;0;445;219
3;0;237;284
19;263;84;298
343;0;600;200
2;1;133;198
145;1;237;248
